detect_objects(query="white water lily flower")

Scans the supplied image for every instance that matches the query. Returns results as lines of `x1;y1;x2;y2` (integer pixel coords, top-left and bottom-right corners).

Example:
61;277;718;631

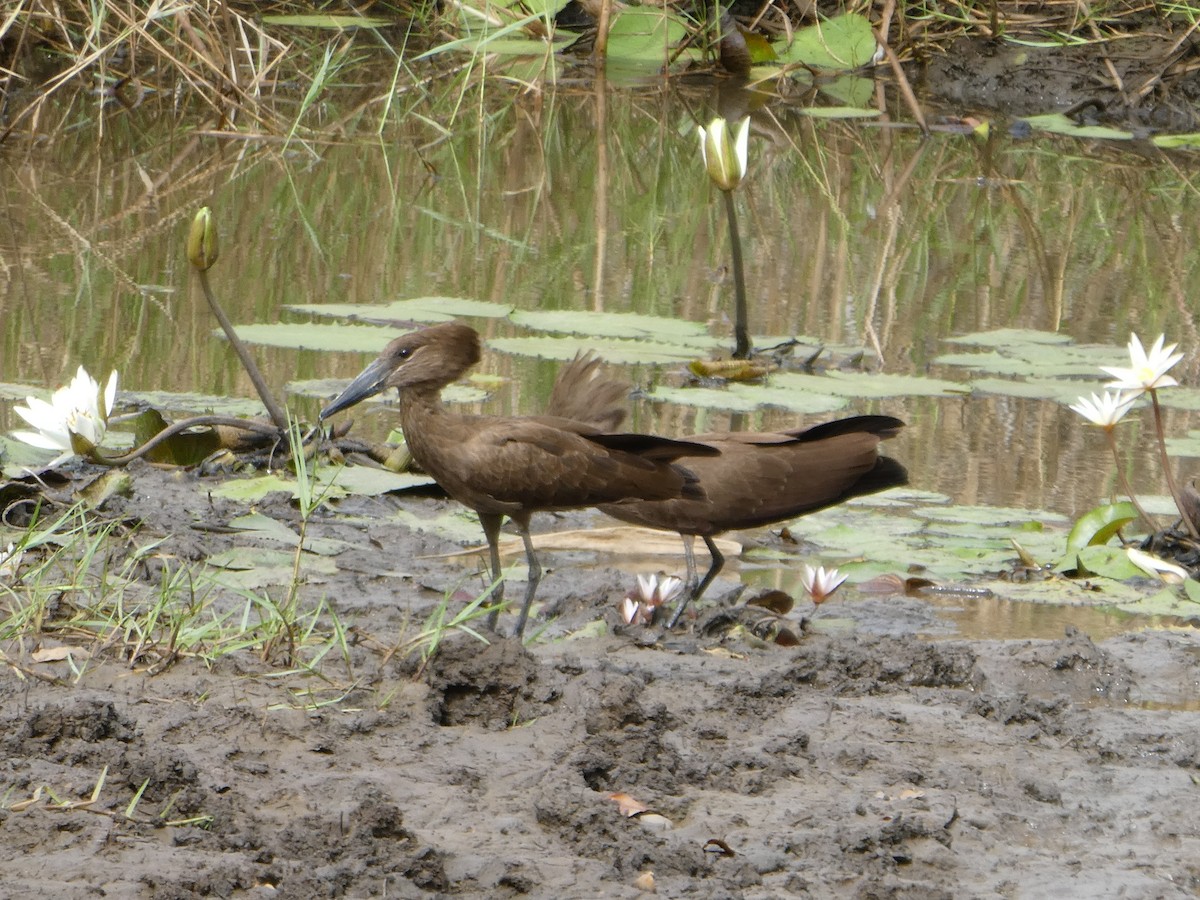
698;116;750;192
801;564;848;605
12;366;118;465
1069;391;1136;429
1101;334;1182;395
0;542;23;583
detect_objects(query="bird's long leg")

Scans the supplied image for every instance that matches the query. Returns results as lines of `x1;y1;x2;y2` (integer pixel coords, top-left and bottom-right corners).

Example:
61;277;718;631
513;517;541;639
681;535;699;596
668;536;724;628
478;512;506;630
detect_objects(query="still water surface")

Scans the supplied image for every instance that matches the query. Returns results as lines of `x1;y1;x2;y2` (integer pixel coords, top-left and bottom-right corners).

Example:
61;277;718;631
3;80;1199;635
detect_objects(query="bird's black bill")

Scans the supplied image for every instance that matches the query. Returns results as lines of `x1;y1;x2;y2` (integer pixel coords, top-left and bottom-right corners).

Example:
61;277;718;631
319;357;393;420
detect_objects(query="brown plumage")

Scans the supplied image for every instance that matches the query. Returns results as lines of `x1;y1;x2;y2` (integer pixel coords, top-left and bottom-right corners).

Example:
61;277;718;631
547;354;908;626
319;323;718;638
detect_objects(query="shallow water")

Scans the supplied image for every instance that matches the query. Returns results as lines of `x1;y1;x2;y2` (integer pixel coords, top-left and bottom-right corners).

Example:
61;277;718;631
3;77;1200;638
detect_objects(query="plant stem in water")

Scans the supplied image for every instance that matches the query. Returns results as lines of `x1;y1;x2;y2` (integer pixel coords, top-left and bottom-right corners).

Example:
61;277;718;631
723;188;750;359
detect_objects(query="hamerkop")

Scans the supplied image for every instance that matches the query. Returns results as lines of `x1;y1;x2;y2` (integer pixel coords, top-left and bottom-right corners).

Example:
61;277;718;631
319;323;719;638
547;354;908;627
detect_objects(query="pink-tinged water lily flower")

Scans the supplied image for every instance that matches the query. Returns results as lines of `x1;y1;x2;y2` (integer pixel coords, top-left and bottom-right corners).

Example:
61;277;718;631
12;366;118;465
698;116;750;192
620;573;684;625
1069;391;1136;430
1101;334;1183;395
800;564;847;605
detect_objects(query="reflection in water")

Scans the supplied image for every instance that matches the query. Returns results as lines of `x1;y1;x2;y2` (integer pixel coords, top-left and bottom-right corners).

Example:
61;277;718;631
3;82;1200;633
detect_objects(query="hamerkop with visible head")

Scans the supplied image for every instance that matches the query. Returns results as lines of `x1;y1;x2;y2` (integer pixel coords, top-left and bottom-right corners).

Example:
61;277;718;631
547;354;908;627
319;323;719;638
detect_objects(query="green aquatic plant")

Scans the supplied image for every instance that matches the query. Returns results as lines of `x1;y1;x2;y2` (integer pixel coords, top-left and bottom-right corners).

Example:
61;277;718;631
1067;332;1198;550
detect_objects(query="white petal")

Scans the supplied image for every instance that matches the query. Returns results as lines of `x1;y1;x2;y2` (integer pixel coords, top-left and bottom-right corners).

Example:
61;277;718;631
11;429;72;451
103;370;118;418
733;116;750;177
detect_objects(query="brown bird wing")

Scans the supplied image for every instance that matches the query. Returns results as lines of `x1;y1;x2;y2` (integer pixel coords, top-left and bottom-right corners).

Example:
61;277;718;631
601;419;907;535
418;416;713;517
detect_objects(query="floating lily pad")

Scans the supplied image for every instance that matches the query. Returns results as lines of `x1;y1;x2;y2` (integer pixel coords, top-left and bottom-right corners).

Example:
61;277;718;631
604;7;692;72
968;377;1102;403
646;384;847;415
287;297;513;323
211;466;432;503
1164;430;1200;458
1152;133;1200;150
947;328;1073;348
508;309;719;348
228;323;409;352
799;106;880;119
770;370;964;399
488;335;700;364
123;390;268;417
1019;113;1134;141
775;13;877;70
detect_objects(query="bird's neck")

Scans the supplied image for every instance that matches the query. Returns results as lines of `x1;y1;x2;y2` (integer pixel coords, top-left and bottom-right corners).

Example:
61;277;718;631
397;385;457;472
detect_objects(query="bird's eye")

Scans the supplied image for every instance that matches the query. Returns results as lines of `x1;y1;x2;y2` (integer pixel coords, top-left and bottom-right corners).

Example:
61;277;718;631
397;347;412;360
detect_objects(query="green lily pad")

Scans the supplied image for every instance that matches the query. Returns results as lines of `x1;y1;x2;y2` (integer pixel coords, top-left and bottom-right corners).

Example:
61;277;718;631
212;466;433;502
488;335;701;364
508;309;719;347
1060;544;1144;580
968;377;1102;403
1064;501;1139;556
228;323;409;352
646;384;847;415
948;328;1073;348
799;106;880;119
1164;430;1200;457
123;390;268;418
770;370;965;399
1152;133;1200;150
604;7;692;71
287;297;513;323
817;75;876;108
1114;585;1200;618
228;512;344;555
1019;113;1134;141
775;13;878;70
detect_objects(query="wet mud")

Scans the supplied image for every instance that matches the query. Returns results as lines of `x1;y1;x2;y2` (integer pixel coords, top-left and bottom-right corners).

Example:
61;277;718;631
3;466;1200;897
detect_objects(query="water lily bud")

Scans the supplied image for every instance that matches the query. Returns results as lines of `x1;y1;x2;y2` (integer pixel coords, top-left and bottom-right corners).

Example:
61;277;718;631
187;207;219;271
698;116;750;192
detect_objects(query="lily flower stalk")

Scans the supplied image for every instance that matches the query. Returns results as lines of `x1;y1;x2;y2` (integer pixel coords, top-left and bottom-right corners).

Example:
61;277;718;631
12;365;118;466
1101;334;1196;538
1069;389;1157;534
698;116;752;359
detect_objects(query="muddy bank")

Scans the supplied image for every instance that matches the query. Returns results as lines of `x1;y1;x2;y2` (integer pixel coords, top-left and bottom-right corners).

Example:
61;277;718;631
3;464;1200;897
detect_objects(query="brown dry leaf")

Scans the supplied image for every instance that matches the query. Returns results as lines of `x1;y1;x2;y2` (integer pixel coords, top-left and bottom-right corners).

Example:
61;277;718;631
746;588;794;615
856;573;906;595
634;871;656;892
607;791;651;818
773;626;802;647
31;646;90;663
904;577;937;595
